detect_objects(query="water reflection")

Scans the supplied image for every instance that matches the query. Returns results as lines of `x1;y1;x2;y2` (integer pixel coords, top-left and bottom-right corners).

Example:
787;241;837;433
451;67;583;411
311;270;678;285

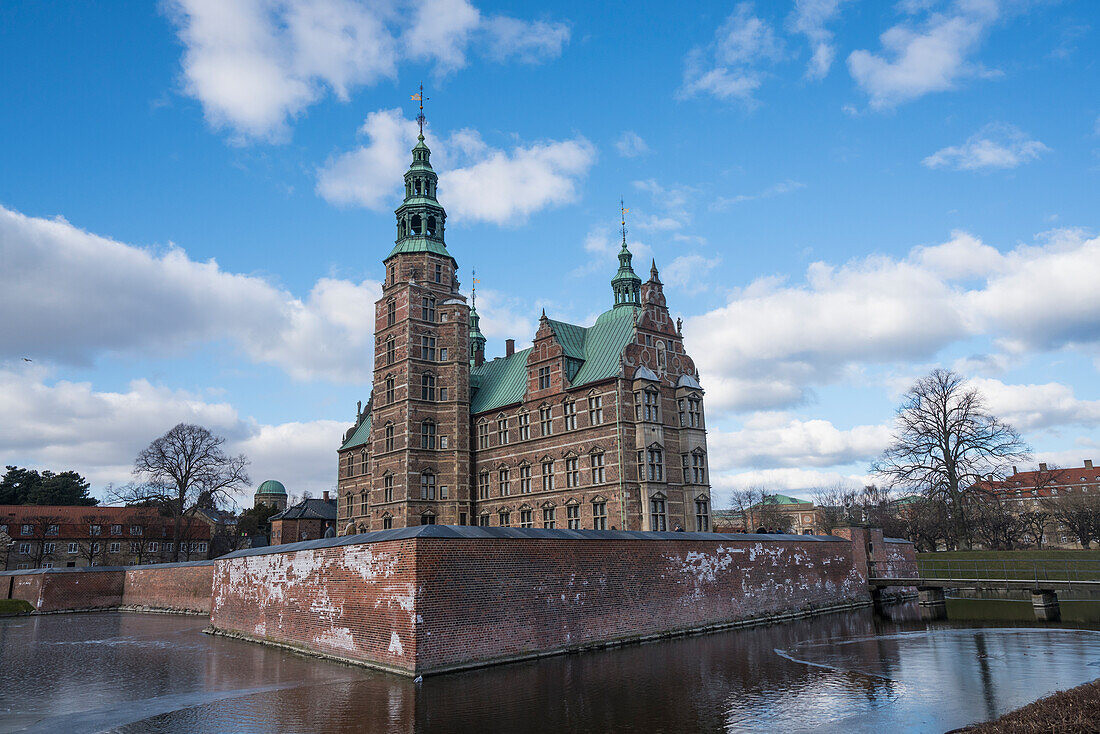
1;606;1098;733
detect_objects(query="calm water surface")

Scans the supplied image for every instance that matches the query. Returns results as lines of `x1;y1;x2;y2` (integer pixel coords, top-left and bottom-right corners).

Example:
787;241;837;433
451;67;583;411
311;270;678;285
1;604;1099;733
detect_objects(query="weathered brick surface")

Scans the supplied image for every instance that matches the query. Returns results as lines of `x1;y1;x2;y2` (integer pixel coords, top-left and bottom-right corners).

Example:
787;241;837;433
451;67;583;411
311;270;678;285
209;539;420;674
2;561;213;613
209;532;895;675
123;563;213;613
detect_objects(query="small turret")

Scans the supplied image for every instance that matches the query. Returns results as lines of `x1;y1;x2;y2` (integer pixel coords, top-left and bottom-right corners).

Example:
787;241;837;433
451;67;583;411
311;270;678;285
470;271;486;366
612;198;642;308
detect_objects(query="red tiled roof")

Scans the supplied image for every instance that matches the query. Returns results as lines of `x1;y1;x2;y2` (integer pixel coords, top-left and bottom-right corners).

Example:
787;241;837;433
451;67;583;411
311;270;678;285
983;463;1100;498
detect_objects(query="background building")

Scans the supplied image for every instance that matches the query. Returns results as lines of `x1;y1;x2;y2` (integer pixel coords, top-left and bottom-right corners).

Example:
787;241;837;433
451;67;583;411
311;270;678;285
336;129;711;533
254;479;288;511
269;491;337;544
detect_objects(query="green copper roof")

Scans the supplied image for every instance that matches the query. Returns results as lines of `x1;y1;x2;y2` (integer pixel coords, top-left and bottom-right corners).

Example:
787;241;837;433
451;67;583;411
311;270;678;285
396;197;443;209
256;479;287;496
385;237;453;261
751;494;812;507
340;413;372;451
469;305;639;415
470;348;532;413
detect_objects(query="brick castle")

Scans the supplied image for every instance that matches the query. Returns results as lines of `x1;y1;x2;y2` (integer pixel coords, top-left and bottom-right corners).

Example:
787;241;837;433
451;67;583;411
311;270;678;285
336;125;711;533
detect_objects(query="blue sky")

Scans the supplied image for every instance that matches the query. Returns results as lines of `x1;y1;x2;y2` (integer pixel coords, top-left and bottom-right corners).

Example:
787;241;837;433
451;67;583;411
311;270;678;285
2;0;1099;506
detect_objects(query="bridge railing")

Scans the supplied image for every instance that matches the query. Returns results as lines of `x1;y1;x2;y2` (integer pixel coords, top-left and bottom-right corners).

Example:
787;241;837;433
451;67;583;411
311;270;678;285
871;557;1100;586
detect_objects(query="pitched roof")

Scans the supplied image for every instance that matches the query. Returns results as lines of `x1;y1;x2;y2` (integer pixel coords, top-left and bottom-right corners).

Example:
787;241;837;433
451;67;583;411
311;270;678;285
271;498;337;522
340;413;372;451
469;306;638;415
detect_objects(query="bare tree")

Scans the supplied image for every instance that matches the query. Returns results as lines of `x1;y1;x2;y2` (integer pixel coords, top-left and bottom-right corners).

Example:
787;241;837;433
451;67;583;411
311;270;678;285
872;369;1029;549
1045;494;1100;549
113;424;249;562
811;484;856;535
76;514;107;567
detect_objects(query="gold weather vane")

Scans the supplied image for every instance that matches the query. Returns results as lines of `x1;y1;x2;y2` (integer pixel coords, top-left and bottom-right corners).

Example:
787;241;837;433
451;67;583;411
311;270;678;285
471;268;480;309
620;197;630;245
411;82;428;136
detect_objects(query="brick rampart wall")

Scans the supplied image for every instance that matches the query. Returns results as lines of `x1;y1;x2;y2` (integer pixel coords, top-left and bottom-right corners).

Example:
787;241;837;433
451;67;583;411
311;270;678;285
209;528;902;676
2;561;213;614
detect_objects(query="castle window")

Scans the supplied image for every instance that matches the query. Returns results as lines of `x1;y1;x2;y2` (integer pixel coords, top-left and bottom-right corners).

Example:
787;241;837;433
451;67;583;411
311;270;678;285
421;335;436;361
542;461;554;491
440;347;447;361
411;214;422;235
421;296;436;322
383;516;393;529
479;513;490;527
538;366;551;390
477;422;490;449
519;465;532;493
499;510;511;527
440;386;448;401
693;453;706;483
588;395;603;425
520;509;533;528
414;180;421;195
682;454;690;482
539;406;552;436
434;263;442;283
498;416;509;444
688;397;702;428
360;493;368;515
696;499;710;532
678;399;685;426
388;265;395;285
421;420;436;449
650;497;667;531
499;467;511;496
542;507;556;529
421;373;436;401
420;513;436;525
647;448;664;481
478;472;490;500
592;501;607;530
565;457;579;488
384;473;393;503
387;300;396;327
591;452;605;484
643;390;660;422
563;401;576;431
427;216;437;237
567;505;580;529
360;451;369;474
518;412;531;441
386;376;395;404
385;424;395;452
386;338;395;365
656;341;665;371
420;472;436;500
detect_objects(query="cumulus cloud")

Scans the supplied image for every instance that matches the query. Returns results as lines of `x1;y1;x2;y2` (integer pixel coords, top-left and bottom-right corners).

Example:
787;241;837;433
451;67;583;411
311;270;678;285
0;366;345;501
615;131;649;158
847;0;1002;108
709;414;892;470
678;3;783;103
0;204;380;381
972;377;1100;432
663;254;721;290
923;123;1050;171
687;229;1100;414
166;0;569;141
317;109;595;225
788;0;852;79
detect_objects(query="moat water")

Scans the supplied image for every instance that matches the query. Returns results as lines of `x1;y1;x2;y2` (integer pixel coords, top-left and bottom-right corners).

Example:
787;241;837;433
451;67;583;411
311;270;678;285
2;602;1099;733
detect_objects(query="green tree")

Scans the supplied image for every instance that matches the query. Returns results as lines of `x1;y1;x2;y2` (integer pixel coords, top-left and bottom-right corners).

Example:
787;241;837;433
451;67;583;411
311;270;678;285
0;466;98;506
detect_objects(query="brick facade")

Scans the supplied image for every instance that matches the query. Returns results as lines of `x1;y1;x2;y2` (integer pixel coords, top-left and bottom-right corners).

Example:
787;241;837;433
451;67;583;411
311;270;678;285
209;527;917;677
336;134;711;534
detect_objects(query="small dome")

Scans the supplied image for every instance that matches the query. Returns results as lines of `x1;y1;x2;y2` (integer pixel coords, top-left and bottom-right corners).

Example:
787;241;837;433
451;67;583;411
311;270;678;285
633;366;659;381
677;374;702;389
256;479;287;496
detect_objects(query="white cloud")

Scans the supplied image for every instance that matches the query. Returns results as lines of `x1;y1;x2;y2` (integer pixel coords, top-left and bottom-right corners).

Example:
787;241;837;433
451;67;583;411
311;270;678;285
709;414;892;470
615;130;649;158
166;0;569;141
687;229;1100;415
847;0;1002;108
972;377;1100;432
788;0;852;79
663;254;721;289
923;123;1050;170
317;111;596;225
0;366;344;502
712;179;805;208
0;204;380;382
678;3;783;103
468;288;534;343
571;223;653;278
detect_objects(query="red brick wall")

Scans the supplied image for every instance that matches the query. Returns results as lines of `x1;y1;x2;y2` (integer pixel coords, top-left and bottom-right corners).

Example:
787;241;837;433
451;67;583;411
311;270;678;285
209;540;421;674
122;563;213;613
209;534;878;676
3;562;213;613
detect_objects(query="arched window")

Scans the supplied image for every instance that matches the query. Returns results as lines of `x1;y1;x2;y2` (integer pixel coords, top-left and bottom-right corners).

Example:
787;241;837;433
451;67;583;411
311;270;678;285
414;179;421;195
420;471;436;500
426;216;436;237
421;373;436;401
411;214;422;235
421;419;436;449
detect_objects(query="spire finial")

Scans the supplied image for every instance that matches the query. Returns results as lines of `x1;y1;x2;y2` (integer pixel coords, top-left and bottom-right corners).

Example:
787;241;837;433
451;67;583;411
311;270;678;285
412;82;428;138
471;268;479;310
620;196;629;248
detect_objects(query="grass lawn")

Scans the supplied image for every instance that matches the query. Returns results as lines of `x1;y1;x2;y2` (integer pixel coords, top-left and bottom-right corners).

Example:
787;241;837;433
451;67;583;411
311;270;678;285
0;599;34;615
917;550;1100;582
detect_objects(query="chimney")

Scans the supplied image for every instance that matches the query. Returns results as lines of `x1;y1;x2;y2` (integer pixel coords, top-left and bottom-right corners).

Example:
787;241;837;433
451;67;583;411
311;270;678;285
1012;466;1018;475
474;345;485;368
322;490;330;502
506;338;515;357
1086;459;1094;470
1039;462;1047;471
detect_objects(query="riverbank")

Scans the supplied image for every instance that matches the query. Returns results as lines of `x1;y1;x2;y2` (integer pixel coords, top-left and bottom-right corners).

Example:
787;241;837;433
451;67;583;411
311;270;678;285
955;677;1100;733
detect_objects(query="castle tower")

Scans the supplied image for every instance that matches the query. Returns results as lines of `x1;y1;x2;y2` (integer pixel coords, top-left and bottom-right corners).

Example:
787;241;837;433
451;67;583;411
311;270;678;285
370;114;473;528
612;203;641;307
